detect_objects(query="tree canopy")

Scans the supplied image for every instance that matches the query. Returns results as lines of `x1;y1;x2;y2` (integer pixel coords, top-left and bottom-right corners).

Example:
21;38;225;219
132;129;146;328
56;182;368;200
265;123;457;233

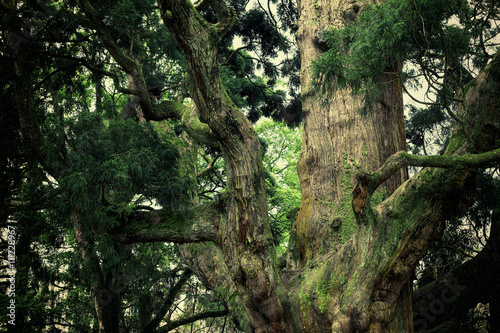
1;0;499;332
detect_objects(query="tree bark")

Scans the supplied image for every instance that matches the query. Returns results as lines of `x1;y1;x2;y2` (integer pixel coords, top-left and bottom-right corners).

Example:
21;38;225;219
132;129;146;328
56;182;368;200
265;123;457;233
158;1;286;331
294;0;410;331
295;0;407;265
287;0;500;331
147;1;500;331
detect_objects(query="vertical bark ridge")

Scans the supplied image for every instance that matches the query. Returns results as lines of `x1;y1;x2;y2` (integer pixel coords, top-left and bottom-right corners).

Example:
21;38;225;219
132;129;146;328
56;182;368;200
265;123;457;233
295;0;407;266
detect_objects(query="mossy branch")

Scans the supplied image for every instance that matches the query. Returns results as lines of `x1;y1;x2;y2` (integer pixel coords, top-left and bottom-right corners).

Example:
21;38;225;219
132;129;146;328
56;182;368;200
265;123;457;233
154;101;219;148
368;148;500;193
114;205;221;244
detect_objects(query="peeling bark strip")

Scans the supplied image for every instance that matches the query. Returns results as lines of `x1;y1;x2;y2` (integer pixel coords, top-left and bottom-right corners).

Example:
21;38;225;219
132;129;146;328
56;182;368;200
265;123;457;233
158;0;286;331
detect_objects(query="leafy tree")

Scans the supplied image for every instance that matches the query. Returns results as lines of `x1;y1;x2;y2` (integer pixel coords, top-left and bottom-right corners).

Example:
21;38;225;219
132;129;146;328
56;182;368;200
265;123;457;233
1;0;500;332
256;119;301;252
1;0;295;331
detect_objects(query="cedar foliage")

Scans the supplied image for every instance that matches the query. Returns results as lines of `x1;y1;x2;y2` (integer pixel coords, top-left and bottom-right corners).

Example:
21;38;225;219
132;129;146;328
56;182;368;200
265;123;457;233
0;0;300;331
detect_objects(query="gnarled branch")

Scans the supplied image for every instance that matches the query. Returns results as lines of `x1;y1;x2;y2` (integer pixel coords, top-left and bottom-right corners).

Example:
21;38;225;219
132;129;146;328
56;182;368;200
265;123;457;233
368;149;500;194
114;205;221;245
154;101;219;148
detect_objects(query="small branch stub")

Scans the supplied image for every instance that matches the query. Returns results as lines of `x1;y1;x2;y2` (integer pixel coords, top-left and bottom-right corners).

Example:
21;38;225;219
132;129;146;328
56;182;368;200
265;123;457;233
352;172;370;215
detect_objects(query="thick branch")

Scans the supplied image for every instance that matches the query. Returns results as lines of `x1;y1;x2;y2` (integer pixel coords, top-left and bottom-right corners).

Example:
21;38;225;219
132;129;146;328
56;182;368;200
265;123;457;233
413;208;500;331
159;1;283;330
369;149;500;192
153;101;219;148
113;206;221;245
413;247;499;331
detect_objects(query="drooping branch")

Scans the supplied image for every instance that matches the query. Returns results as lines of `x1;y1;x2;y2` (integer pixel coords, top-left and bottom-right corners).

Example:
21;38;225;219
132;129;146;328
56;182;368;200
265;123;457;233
75;0;137;73
69;2;221;147
76;0;155;119
34;51;139;95
113;205;221;245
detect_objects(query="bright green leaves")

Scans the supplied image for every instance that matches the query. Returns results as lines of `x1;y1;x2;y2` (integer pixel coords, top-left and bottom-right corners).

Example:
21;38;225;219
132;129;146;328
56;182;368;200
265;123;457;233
256;119;302;250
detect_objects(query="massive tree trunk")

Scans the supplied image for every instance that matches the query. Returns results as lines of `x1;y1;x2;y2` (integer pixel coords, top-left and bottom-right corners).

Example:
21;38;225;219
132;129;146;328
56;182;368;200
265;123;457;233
134;1;499;331
295;0;408;265
11;0;496;331
282;0;500;332
293;0;411;331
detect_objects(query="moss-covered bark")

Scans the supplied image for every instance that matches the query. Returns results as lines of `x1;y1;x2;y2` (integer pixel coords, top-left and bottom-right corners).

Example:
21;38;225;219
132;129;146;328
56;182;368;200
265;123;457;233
295;0;407;265
157;0;286;331
60;0;500;331
293;0;411;331
287;0;500;332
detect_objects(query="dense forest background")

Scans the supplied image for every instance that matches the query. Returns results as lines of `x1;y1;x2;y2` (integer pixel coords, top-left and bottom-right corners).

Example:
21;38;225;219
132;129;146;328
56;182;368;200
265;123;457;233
1;0;499;332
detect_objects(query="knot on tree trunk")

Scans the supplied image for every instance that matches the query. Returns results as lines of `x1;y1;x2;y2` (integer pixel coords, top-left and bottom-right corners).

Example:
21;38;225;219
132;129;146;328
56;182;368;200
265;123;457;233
352;172;370;215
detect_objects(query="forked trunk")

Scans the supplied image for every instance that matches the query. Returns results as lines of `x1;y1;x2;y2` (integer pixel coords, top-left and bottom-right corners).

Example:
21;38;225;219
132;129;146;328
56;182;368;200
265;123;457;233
156;0;500;331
